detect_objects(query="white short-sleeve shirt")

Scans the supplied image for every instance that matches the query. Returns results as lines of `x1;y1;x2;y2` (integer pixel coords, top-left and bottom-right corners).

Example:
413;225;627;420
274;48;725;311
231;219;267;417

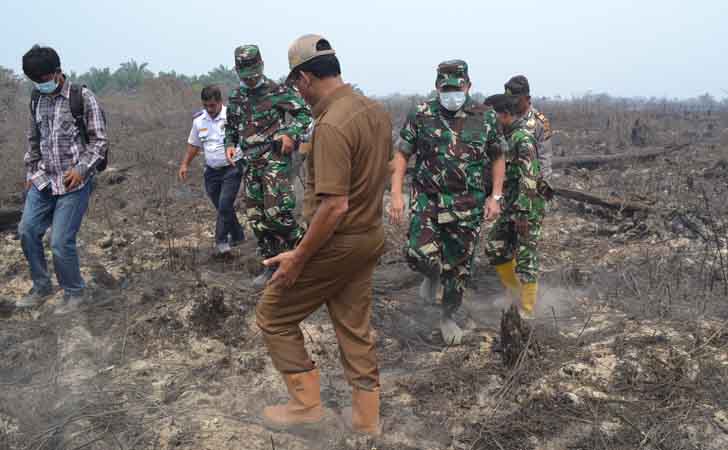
188;106;229;169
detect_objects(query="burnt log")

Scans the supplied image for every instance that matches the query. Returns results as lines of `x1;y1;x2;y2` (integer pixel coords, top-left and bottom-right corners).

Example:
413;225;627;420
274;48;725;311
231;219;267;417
553;187;651;215
0;208;22;232
552;143;689;170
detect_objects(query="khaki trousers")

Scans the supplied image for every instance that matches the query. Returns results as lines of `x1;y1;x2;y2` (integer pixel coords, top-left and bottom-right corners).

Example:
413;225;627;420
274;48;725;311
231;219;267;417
256;227;384;390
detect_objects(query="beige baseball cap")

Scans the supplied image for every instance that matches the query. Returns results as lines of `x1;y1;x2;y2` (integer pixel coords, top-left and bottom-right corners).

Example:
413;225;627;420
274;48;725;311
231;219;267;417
286;34;336;83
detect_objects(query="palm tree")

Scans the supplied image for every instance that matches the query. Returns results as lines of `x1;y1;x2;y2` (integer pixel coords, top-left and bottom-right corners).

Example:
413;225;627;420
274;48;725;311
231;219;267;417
80;67;113;94
203;65;238;91
113;60;154;92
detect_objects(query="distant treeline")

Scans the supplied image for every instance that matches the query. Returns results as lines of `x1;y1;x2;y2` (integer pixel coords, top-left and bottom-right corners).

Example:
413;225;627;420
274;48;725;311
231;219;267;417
1;61;727;115
1;60;240;95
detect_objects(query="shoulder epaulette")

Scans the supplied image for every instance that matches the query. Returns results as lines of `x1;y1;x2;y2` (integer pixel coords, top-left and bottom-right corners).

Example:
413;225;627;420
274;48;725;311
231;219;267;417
534;110;552;137
192;109;204;119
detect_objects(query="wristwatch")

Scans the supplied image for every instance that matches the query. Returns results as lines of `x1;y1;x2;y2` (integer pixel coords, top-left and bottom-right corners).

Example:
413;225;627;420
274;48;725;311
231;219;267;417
492;194;503;203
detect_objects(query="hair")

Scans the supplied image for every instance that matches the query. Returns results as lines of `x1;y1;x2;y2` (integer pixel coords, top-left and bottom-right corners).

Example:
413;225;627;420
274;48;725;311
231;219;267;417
22;45;61;82
201;85;222;102
486;94;520;115
292;39;341;80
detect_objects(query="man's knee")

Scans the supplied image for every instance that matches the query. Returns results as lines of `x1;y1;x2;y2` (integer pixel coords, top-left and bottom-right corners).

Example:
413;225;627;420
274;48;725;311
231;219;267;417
217;201;234;216
19;219;44;246
50;234;76;260
405;246;439;276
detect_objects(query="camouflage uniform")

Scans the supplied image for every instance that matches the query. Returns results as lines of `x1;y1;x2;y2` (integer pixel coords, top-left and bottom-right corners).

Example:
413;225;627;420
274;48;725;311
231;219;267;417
399;60;503;317
224;45;313;258
522;107;553;179
485;115;545;283
505;76;553;179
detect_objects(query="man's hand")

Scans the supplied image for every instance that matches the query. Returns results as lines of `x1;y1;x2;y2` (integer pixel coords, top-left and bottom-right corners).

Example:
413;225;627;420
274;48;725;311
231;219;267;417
515;216;529;237
25;180;32;191
63;169;83;189
178;164;189;182
225;146;237;165
264;250;304;288
389;192;406;225
278;135;295;154
485;196;502;222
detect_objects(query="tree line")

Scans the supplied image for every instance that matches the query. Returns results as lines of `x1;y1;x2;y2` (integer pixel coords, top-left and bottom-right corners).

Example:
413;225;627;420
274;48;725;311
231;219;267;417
1;61;726;116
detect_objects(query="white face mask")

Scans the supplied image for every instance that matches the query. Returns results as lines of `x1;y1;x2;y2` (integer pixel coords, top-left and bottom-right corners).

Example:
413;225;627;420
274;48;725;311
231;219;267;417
439;91;467;111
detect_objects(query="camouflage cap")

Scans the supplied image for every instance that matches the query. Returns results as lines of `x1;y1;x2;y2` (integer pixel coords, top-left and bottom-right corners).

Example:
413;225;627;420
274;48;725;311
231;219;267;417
234;45;264;79
504;75;530;96
436;60;469;89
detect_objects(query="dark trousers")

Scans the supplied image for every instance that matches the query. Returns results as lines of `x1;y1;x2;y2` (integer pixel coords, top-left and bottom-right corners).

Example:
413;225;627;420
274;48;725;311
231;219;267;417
203;165;245;245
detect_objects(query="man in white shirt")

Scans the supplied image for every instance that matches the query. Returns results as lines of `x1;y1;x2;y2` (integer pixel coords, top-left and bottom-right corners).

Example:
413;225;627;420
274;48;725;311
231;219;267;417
179;85;245;254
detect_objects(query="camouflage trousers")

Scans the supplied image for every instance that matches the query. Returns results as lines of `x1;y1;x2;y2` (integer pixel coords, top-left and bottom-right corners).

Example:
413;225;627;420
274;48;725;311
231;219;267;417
243;153;304;258
405;195;482;317
485;211;544;284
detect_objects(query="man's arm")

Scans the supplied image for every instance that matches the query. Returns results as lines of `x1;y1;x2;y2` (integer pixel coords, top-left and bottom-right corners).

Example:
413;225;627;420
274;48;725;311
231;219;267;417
296;194;348;263
224;92;241;162
179;144;200;181
74;89;108;178
536;111;553;179
264;123;351;287
490;156;505;198
389;108;419;224
25;109;42;189
512;134;542;235
274;86;313;142
265;193;348;288
484;109;505;220
389;151;409;224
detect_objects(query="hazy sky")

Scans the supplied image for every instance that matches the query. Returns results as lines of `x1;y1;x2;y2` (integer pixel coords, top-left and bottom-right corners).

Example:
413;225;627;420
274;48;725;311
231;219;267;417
3;0;727;99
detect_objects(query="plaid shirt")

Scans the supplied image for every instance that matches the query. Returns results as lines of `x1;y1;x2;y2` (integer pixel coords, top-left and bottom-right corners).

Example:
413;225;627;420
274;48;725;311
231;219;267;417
25;80;108;195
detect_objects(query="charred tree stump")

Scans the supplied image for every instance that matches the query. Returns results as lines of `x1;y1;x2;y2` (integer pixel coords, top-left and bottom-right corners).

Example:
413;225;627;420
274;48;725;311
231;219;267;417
500;305;540;368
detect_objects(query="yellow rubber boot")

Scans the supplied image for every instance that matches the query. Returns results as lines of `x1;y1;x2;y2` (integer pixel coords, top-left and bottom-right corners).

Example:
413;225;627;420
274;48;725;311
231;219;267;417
519;282;538;319
262;369;325;429
495;260;521;298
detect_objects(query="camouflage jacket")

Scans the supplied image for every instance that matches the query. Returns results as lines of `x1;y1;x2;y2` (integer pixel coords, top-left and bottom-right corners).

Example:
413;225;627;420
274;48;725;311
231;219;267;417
399;97;503;217
504;116;545;220
521;106;553;179
224;77;312;157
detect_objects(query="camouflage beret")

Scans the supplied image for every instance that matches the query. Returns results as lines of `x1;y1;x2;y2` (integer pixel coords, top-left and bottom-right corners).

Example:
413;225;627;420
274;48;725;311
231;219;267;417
234;45;264;79
436;59;469;89
504;75;530;96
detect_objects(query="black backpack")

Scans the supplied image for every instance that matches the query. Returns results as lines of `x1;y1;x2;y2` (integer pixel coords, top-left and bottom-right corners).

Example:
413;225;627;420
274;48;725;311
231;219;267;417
30;83;109;172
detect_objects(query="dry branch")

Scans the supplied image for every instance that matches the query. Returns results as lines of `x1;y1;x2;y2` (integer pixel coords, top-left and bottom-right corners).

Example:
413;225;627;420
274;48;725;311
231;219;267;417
552;143;689;170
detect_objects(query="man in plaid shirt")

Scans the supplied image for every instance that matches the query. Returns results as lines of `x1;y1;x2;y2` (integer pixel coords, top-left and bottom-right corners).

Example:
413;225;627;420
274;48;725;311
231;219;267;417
17;45;108;313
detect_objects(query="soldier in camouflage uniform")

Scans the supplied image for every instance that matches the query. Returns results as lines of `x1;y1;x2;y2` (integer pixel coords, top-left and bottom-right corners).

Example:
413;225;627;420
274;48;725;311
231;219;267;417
504;75;553;180
484;94;547;319
224;45;313;288
389;60;505;345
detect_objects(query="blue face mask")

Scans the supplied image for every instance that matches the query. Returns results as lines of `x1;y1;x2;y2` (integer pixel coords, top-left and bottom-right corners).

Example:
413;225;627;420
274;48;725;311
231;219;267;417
35;78;58;95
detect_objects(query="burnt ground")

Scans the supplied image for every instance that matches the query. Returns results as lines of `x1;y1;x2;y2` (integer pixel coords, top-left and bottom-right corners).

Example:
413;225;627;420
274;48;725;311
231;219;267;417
2;130;728;450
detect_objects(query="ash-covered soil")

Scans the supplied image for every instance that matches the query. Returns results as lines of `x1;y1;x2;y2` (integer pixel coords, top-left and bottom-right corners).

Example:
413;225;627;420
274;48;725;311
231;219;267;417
2;129;728;450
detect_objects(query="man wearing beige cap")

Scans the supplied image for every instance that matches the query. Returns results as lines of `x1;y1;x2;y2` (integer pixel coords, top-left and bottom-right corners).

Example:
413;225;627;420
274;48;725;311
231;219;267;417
255;34;391;435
